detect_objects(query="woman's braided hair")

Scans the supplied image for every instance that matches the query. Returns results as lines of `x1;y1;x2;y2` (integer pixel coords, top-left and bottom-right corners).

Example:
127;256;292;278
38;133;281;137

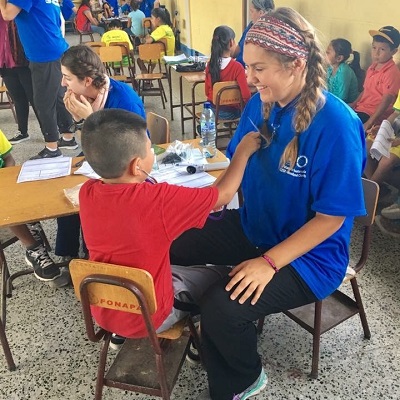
61;45;107;90
262;8;326;169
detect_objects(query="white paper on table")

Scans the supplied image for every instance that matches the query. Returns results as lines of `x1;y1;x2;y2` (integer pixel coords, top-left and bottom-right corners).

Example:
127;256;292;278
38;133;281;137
370;120;395;161
151;164;216;188
163;54;189;63
73;161;101;179
17;157;72;183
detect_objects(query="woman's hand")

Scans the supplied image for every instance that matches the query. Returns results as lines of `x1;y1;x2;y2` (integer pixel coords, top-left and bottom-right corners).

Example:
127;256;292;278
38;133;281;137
64;90;94;120
225;257;275;305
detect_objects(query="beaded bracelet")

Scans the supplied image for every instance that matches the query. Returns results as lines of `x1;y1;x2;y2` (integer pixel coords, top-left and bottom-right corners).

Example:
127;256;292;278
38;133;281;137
261;254;279;273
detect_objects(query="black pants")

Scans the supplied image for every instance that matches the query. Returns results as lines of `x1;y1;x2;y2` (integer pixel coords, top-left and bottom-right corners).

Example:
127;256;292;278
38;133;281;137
170;210;317;399
29;60;73;143
0;66;40;135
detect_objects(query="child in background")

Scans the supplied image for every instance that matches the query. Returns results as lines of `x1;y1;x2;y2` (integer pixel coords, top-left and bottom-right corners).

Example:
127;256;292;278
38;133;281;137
350;26;400;132
0;130;69;288
79;108;260;340
326;38;360;103
137;7;175;74
101;19;133;50
205;26;251;120
126;1;145;47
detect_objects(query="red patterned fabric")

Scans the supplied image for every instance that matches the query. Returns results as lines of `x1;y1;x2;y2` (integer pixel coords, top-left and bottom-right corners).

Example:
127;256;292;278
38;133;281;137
245;15;309;60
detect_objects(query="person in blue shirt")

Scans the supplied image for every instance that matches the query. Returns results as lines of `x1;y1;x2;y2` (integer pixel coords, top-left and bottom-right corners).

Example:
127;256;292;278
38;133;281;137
0;0;74;159
60;0;76;21
138;0;155;17
234;0;275;67
55;44;146;261
170;8;366;400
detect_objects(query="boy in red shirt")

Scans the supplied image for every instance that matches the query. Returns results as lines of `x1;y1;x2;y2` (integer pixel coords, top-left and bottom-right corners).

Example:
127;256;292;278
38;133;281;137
350;26;400;132
79;109;260;339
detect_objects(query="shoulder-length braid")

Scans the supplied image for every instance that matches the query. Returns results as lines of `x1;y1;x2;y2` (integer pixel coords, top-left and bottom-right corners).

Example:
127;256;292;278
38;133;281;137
209;26;235;86
263;8;326;170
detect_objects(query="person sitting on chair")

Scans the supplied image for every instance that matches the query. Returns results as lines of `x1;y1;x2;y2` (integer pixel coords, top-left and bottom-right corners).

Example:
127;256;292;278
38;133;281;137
76;0;106;36
78;108;260;344
136;7;174;74
0;129;69;288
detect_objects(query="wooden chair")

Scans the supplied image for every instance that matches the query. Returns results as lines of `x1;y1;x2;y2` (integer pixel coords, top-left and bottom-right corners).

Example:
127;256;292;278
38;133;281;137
109;41;138;90
147;112;170;144
142;17;152;34
136;43;168;108
257;178;379;379
74;18;95;43
0;79;17;123
195;81;244;150
85;41;106;55
98;46;136;90
70;259;199;400
0;229;16;371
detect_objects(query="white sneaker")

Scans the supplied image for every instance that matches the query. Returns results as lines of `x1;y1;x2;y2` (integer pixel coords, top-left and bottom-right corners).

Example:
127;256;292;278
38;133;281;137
381;202;400;220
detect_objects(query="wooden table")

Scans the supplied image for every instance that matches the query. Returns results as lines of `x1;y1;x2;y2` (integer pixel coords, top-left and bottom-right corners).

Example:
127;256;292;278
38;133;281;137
0;157;87;228
167;65;205;137
0;142;226;228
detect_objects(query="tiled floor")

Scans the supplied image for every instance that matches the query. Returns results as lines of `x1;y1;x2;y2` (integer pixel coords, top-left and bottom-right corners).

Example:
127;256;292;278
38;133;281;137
0;32;399;400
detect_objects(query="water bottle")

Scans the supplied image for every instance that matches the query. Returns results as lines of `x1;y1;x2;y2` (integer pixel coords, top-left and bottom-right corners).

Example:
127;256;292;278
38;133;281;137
118;6;123;17
200;102;216;158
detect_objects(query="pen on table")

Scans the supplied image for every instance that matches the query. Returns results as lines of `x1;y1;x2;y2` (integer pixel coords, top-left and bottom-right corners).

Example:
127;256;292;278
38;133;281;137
74;158;85;168
247;117;269;143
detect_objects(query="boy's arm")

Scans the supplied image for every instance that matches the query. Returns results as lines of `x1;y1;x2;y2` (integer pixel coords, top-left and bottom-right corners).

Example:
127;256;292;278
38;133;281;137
363;93;396;131
0;0;21;20
213;132;260;209
3;152;16;167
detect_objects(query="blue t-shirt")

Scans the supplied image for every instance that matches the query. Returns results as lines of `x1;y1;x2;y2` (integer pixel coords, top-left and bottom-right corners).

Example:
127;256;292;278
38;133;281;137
60;0;75;20
128;9;145;36
139;0;155;17
9;0;68;62
236;23;252;67
121;3;131;14
105;78;146;120
327;63;359;103
107;0;119;14
226;92;366;300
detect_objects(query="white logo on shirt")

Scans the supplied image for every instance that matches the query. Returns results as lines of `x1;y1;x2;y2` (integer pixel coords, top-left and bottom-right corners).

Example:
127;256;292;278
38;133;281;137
279;155;308;178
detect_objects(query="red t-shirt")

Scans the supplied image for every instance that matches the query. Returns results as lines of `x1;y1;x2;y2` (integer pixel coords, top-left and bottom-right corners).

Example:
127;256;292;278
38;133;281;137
79;180;218;338
355;59;400;123
205;58;251;109
76;5;91;32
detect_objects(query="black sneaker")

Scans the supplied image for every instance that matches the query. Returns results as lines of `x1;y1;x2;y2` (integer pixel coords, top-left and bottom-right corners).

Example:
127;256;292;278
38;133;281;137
27;222;44;245
186;341;201;365
25;244;70;288
29;147;62;160
9;132;30;144
58;137;79;150
110;333;126;350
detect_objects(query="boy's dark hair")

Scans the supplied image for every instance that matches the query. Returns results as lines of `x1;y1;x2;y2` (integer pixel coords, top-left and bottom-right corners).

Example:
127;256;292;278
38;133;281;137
130;0;139;11
61;45;107;90
108;19;123;29
81;109;148;179
369;26;400;50
209;26;235;86
348;51;365;92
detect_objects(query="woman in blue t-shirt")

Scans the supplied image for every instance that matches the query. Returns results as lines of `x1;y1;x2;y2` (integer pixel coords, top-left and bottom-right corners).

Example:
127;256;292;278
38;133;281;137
55;44;146;260
171;8;366;400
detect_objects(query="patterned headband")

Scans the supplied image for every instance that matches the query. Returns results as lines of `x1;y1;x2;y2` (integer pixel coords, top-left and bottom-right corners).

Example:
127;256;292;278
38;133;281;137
245;15;309;60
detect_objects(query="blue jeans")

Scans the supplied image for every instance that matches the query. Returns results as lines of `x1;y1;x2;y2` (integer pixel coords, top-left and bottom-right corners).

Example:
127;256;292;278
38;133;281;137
91;24;105;36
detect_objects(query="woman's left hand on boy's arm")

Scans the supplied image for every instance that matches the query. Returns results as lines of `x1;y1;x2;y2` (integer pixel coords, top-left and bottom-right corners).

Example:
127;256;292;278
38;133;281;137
226;258;274;305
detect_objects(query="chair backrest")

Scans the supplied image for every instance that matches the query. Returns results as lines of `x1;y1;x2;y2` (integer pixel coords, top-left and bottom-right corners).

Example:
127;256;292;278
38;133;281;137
142;17;152;33
70;259;157;315
147;112;170;144
99;45;123;63
109;41;136;72
138;42;164;61
85;41;106;54
212;81;243;107
356;178;379;227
